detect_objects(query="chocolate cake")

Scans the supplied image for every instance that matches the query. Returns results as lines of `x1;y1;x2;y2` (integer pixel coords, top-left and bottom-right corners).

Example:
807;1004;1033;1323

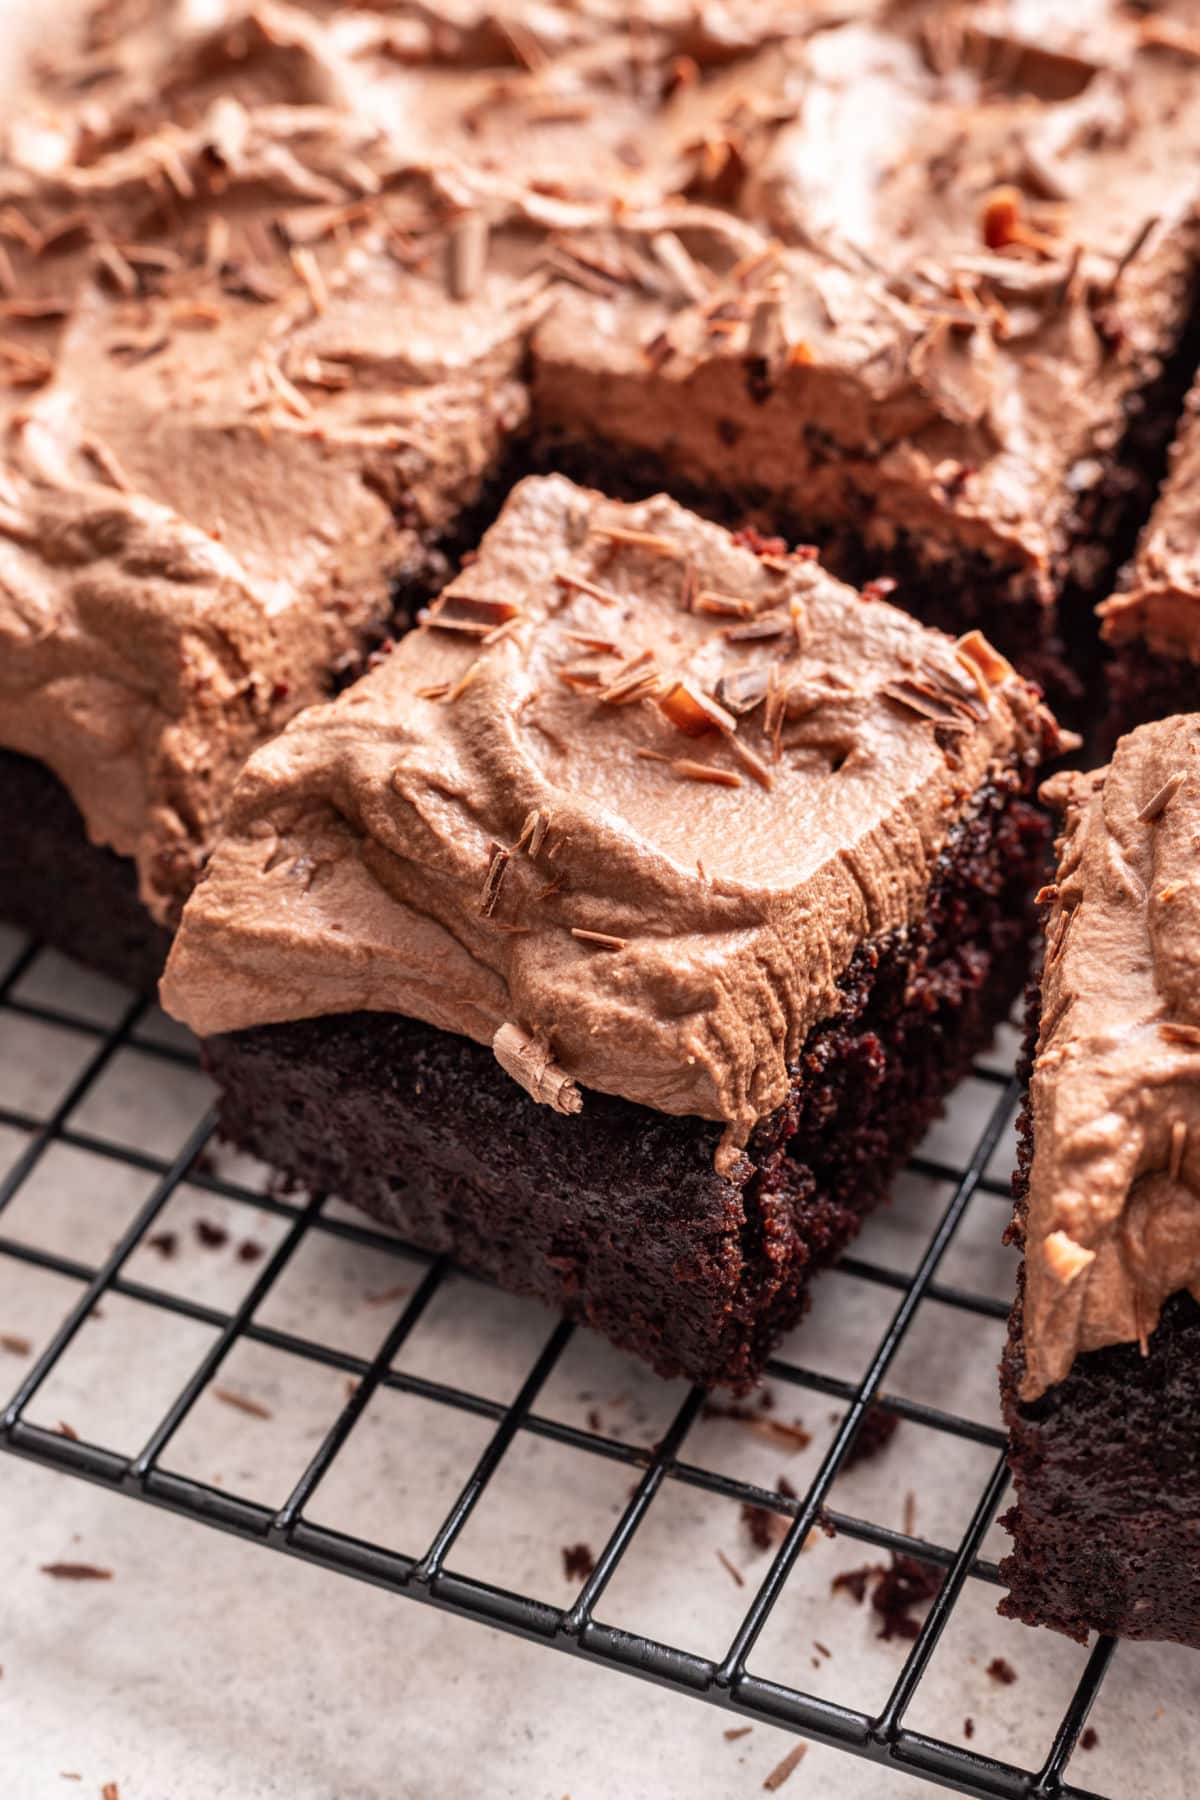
1100;377;1200;739
8;1;1200;986
1000;715;1200;1646
160;474;1064;1386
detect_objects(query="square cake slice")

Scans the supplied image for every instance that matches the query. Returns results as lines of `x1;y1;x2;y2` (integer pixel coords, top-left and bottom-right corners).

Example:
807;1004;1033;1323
530;5;1200;701
1001;715;1200;1645
1099;376;1200;737
0;85;539;977
161;473;1063;1387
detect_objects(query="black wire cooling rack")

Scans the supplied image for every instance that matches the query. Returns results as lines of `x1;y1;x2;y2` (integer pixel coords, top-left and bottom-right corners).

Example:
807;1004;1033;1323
0;930;1118;1800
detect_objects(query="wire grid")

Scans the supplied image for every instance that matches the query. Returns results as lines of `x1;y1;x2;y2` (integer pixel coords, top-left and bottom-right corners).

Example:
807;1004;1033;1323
0;930;1116;1800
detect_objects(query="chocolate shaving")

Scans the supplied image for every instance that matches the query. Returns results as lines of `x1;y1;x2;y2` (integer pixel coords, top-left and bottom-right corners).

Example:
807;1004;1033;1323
657;679;736;736
479;843;511;917
715;666;770;716
721;613;789;643
516;808;551;858
881;678;978;730
290;245;328;314
1137;770;1186;822
0;1332;32;1356
449;212;489;301
553;568;619;607
696;589;755;618
1169;1120;1188;1183
763;1744;808;1790
422;593;520;636
592;524;682;558
1160;1022;1200;1048
40;1562;113;1581
651;229;710;305
211;1385;272;1420
492;1023;582;1115
672;759;743;788
1109;214;1160;290
728;736;774;790
570;928;627;951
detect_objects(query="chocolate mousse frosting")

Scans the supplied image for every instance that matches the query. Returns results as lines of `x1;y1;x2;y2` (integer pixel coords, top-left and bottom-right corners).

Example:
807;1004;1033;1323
6;0;1200;928
1098;374;1200;665
161;473;1061;1165
1020;715;1200;1401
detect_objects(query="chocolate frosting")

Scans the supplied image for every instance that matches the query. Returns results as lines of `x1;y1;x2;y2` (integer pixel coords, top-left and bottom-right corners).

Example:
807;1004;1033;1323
1020;715;1200;1400
0;96;537;920
161;473;1059;1162
4;0;1199;922
1098;375;1200;664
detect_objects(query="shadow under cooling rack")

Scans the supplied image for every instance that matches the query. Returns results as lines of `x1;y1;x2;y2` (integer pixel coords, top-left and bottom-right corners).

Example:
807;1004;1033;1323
0;930;1118;1800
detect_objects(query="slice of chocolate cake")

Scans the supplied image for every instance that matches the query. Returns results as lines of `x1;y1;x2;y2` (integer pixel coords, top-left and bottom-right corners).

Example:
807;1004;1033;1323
0;108;541;965
529;5;1200;701
1001;715;1200;1646
1099;378;1200;738
161;474;1064;1387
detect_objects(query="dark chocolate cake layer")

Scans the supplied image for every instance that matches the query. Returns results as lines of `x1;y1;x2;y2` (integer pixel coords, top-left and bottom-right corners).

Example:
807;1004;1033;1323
205;777;1048;1389
0;748;169;992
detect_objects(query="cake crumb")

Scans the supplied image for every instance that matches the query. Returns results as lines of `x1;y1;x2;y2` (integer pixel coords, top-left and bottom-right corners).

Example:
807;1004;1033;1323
562;1543;595;1582
194;1219;229;1250
1080;1727;1099;1751
986;1656;1017;1685
145;1230;178;1258
763;1743;808;1789
843;1400;900;1469
832;1554;942;1640
963;1717;975;1740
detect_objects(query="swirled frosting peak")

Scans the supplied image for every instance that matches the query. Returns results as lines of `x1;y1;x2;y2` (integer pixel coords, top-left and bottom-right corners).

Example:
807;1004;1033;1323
161;474;1060;1161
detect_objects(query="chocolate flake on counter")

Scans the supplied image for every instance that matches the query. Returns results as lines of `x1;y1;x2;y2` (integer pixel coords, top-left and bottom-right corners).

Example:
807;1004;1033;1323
657;679;736;736
1137;770;1186;821
449;212;489;301
493;1023;582;1114
717;1548;746;1587
57;1421;79;1441
553;569;619;607
0;1332;32;1356
562;1542;595;1581
703;1401;812;1451
237;1240;264;1264
963;1717;975;1741
986;1656;1017;1685
763;1743;808;1790
570;928;628;952
364;1282;409;1307
211;1385;272;1420
194;1219;229;1250
101;1784;120;1800
1080;1727;1099;1752
724;1726;752;1741
40;1562;113;1581
479;843;511;917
